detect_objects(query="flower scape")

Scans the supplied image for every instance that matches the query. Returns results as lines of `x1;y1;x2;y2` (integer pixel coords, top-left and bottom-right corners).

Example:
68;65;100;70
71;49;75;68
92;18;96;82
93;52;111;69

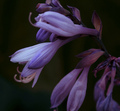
10;0;120;111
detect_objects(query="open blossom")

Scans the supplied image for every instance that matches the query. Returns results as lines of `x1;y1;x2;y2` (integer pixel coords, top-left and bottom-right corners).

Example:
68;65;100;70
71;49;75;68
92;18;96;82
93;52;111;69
30;11;98;37
10;39;64;87
51;49;104;110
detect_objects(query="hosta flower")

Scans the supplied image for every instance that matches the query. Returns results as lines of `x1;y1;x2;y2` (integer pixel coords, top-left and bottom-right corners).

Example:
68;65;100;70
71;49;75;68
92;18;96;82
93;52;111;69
30;11;98;37
94;59;120;111
14;63;43;88
10;39;64;87
51;49;104;110
51;67;89;110
67;67;90;111
35;0;70;43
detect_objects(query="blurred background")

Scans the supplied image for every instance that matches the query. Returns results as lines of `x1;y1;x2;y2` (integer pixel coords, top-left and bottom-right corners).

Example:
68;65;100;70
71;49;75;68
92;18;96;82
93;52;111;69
0;0;120;111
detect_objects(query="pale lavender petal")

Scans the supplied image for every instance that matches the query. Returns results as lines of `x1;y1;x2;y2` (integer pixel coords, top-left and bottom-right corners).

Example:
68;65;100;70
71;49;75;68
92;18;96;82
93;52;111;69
10;43;49;63
36;29;45;40
35;14;41;22
41;11;98;36
67;67;90;111
42;14;77;34
74;25;99;36
34;11;98;37
21;62;38;77
41;11;74;25
28;39;63;69
35;22;74;36
35;20;98;37
32;67;44;88
36;29;51;42
49;33;57;42
51;69;82;108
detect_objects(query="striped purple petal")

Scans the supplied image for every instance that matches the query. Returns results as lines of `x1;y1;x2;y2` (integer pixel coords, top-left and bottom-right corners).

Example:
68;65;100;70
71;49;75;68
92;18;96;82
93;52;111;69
10;42;49;63
51;69;82;108
49;33;57;42
67;67;90;111
36;29;51;42
34;11;98;37
28;39;63;69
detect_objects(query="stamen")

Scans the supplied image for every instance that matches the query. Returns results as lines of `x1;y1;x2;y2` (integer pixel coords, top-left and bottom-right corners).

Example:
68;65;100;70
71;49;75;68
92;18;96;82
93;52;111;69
29;12;38;27
14;69;36;84
17;66;21;74
21;73;36;83
14;74;22;82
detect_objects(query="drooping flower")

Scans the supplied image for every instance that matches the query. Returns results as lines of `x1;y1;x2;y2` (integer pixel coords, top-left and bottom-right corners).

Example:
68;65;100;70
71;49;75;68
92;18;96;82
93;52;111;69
67;67;90;111
14;63;43;88
51;49;104;110
30;11;98;37
51;67;90;110
51;68;82;108
10;39;64;87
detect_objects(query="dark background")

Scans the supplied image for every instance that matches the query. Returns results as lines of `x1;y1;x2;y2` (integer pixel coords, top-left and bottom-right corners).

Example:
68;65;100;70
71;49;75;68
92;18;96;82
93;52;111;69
0;0;120;111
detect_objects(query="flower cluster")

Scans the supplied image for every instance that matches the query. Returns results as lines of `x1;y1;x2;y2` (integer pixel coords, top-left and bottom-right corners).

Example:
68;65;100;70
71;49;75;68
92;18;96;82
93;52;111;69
10;0;120;111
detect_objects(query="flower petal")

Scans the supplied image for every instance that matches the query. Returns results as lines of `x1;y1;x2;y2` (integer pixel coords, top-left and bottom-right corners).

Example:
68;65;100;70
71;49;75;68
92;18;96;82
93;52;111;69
35;21;74;36
92;11;102;39
21;62;39;77
67;67;90;111
32;67;43;88
10;43;49;63
76;49;104;68
51;69;82;108
41;11;74;25
28;39;62;69
49;33;57;42
76;48;98;58
36;29;51;42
